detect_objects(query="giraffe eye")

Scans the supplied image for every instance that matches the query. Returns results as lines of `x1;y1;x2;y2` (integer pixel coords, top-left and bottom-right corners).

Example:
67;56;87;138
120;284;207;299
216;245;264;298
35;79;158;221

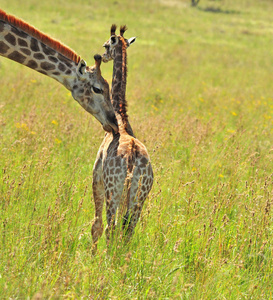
92;86;103;94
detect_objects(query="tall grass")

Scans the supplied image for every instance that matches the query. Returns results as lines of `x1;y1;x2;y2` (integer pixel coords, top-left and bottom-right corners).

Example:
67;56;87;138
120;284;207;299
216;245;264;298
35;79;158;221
1;0;273;298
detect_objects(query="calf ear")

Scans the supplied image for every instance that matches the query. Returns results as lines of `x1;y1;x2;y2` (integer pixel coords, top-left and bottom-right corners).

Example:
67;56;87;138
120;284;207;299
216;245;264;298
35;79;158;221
110;35;118;47
76;59;87;78
127;37;136;46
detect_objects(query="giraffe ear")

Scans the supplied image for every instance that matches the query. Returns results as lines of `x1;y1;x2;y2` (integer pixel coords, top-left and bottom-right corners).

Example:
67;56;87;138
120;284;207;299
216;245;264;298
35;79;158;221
127;37;136;47
110;36;118;47
76;59;87;78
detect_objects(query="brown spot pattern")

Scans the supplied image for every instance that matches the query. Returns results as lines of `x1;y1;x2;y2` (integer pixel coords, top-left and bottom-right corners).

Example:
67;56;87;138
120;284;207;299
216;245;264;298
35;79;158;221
40;61;55;71
20;48;31;56
8;51;26;63
34;53;45;60
57;54;72;68
58;62;66;72
18;38;28;47
48;56;58;63
30;38;39;52
41;43;55;56
5;33;16;46
27;60;38;69
0;41;9;54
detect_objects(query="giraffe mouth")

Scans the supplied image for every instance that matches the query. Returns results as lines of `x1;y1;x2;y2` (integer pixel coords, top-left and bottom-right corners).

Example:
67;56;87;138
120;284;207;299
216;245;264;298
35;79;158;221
102;53;112;63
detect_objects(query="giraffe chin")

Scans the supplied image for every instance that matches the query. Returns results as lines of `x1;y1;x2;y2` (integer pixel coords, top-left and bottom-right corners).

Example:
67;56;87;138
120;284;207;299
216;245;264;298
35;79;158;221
103;123;118;134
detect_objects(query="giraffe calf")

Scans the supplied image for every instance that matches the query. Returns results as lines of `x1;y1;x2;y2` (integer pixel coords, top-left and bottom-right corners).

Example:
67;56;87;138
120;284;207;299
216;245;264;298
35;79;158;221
91;25;153;252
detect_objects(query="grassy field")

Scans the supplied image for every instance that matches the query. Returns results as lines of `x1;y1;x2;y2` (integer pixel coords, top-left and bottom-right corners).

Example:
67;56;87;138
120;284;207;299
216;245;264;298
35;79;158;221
1;0;273;298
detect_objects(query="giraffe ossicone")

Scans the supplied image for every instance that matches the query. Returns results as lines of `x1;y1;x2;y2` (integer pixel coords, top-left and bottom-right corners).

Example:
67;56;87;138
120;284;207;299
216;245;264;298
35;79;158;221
0;9;118;133
91;25;153;253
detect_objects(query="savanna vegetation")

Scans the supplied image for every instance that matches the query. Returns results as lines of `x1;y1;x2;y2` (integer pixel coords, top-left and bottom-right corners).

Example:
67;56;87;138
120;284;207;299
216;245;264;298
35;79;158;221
1;0;273;298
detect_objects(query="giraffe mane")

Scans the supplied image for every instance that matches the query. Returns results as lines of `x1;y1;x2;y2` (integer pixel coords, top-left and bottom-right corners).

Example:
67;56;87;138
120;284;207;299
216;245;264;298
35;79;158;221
119;37;129;127
0;9;81;64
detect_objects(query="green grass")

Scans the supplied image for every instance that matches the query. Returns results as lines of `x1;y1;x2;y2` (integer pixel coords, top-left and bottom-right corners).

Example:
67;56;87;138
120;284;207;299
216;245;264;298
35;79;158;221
1;0;273;298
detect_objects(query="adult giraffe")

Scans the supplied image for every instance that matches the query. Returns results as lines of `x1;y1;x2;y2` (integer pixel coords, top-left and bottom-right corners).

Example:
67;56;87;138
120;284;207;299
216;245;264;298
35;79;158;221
0;9;118;132
91;25;153;252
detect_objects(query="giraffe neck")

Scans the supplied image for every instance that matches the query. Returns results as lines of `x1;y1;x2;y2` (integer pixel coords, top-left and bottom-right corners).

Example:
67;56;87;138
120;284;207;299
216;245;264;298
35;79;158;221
0;9;79;91
111;40;134;136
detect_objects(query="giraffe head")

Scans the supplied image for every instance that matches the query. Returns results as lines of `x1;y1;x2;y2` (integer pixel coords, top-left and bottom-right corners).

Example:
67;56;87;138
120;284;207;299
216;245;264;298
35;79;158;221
71;54;118;133
102;25;136;63
0;9;118;133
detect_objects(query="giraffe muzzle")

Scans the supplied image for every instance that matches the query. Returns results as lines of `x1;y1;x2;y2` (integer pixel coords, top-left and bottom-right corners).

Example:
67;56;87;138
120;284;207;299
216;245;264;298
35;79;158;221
103;113;118;133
